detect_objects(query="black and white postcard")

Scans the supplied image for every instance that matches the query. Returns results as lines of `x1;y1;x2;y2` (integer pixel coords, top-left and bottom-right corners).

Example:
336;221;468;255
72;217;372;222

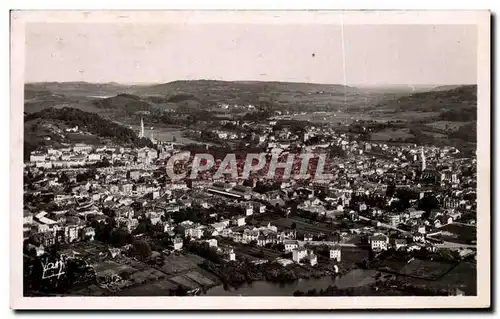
10;10;491;309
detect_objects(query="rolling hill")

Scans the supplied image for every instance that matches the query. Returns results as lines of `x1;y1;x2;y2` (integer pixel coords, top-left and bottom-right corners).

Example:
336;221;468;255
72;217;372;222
24;107;153;159
26;80;367;113
91;93;152;112
375;85;477;119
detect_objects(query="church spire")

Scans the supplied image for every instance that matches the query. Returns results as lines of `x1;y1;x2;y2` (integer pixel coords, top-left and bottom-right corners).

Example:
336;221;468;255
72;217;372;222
139;117;144;138
421;146;426;171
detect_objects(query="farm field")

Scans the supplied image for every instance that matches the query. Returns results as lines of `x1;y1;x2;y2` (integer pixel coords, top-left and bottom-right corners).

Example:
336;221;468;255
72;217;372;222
373;255;455;280
425;121;470;132
437;223;477;244
272;217;338;235
370;128;414;141
398;258;455;280
157;253;205;275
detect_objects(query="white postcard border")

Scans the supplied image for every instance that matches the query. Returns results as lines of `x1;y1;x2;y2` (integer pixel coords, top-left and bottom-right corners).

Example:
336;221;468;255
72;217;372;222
10;10;491;310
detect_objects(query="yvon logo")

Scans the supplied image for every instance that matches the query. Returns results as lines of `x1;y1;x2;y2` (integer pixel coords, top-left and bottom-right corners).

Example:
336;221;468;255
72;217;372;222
40;257;66;280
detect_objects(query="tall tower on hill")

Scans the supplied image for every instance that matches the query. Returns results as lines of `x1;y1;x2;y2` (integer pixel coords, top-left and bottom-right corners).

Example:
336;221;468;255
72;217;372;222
139;118;145;138
421;146;426;171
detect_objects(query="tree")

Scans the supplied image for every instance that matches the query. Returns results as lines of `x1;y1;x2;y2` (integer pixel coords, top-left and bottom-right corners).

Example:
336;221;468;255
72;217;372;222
131;240;152;261
109;227;132;247
58;172;70;184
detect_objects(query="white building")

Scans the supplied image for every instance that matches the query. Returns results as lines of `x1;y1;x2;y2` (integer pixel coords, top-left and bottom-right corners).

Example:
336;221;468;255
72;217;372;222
292;247;308;263
284;240;299;253
370;235;389;252
88;154;102;161
330;247;341;262
30;154;46;162
205;238;218;248
173;238;183;250
309;252;318;266
73;143;93;153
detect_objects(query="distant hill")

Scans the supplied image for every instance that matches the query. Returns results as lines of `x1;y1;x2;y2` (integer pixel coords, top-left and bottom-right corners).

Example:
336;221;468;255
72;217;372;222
24;87;104;114
24;107;153;159
26;80;366;112
25;82;136;97
92;93;151;112
375;85;477;121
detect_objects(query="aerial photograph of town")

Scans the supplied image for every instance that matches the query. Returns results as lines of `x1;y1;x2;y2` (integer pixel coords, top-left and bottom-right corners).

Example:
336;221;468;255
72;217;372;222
21;19;478;298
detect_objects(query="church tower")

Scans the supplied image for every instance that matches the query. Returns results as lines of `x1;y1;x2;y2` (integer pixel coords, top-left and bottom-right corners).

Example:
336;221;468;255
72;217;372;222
421;146;426;171
139;118;145;138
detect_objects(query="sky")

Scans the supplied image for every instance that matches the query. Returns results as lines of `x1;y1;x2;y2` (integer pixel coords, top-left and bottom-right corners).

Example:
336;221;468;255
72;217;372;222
24;23;477;85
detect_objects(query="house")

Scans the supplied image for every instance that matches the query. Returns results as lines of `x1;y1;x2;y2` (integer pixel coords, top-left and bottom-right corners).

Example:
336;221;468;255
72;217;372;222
257;234;277;247
385;214;401;227
413;232;426;243
211;221;230;232
88;154;101;161
348;210;359;221
415;224;427;234
252;202;266;214
173;237;183;251
393;239;407;251
80;227;95;241
185;226;204;239
244;203;254;216
303;233;313;241
407;244;422;252
292;247;309;263
23;211;34;225
370;235;388;252
204;238;218;248
278;229;296;243
224;248;236;261
330;247;341;262
39;232;56;247
406;208;425;219
30;153;46;162
232;216;246;227
430;209;444;220
220;228;233;238
433;219;443;228
242;229;260;244
284;240;299;253
64;225;82;243
308;252;318;266
230;231;243;243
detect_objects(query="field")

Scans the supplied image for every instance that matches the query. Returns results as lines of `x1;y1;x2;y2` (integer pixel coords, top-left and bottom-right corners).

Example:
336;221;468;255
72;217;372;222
370;128;414;141
437;223;477;244
373;256;455;280
117;279;177;296
398;258;455;280
271;217;338;235
425;121;470;132
401;261;477;295
157;253;206;275
218;238;283;260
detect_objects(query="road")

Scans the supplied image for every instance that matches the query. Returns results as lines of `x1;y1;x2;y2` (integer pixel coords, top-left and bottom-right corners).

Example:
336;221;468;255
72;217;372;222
298;241;358;248
358;216;411;236
357;216;476;250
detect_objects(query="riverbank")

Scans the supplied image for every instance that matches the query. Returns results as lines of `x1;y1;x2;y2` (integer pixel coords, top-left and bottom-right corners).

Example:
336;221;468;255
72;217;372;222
204;268;380;296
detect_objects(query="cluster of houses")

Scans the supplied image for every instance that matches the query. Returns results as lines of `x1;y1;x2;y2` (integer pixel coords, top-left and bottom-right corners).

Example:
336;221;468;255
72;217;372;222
28;144;164;169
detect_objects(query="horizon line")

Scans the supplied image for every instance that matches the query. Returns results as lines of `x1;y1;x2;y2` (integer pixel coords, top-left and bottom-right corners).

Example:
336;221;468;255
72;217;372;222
24;79;478;88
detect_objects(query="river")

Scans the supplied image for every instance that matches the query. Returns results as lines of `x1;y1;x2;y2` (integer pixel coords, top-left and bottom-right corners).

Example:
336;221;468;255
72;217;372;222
204;269;379;296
